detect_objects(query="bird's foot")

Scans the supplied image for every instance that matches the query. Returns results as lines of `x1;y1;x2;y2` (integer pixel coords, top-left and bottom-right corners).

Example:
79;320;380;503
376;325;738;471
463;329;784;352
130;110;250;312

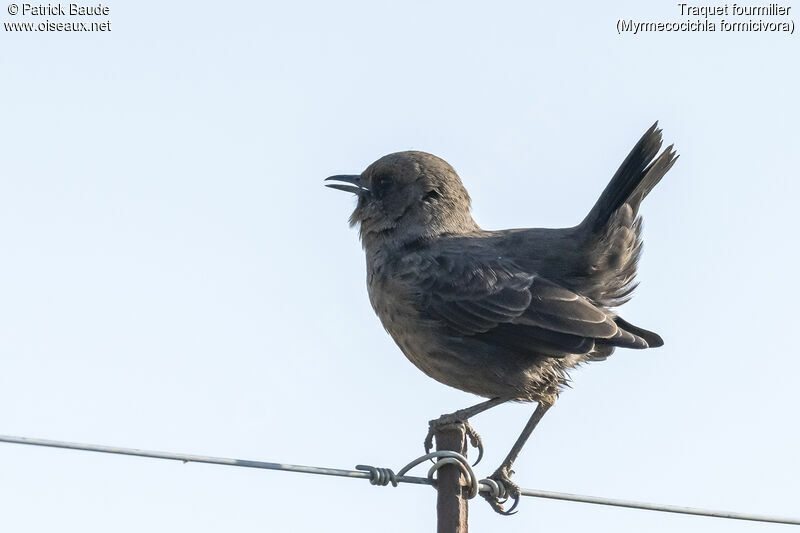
481;465;521;515
424;416;484;466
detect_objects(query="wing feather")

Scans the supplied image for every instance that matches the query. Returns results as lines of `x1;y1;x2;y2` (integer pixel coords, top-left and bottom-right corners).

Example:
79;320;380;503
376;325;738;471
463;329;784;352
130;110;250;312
417;254;648;357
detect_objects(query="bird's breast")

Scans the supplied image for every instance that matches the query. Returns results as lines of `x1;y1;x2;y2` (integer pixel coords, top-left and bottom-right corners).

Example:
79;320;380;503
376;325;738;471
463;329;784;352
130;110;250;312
367;267;416;332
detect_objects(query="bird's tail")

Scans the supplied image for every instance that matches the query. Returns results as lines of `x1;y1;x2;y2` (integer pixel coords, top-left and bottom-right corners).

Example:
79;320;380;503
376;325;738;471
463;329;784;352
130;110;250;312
580;122;678;234
571;122;678;308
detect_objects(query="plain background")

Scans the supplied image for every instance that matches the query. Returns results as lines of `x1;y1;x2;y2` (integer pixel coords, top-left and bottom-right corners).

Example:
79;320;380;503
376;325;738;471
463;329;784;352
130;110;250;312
1;1;798;531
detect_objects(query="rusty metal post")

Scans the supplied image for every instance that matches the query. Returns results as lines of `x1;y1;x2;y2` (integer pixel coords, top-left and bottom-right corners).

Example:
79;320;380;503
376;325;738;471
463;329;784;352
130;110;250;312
434;422;469;533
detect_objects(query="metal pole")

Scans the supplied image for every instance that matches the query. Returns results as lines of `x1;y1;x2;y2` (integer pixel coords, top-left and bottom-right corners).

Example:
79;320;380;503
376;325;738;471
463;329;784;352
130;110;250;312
434;422;468;533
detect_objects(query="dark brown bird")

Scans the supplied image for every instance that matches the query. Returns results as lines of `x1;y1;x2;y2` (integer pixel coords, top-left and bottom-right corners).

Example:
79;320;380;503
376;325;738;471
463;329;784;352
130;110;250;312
326;123;677;513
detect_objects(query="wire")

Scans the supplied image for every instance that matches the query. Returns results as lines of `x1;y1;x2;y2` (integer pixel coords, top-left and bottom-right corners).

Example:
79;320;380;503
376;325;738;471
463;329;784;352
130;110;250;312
1;434;798;526
0;434;432;484
517;488;800;525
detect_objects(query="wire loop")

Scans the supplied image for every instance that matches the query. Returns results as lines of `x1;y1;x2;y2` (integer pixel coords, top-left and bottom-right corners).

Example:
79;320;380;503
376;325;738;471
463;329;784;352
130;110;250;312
358;450;480;499
426;456;479;499
479;477;506;499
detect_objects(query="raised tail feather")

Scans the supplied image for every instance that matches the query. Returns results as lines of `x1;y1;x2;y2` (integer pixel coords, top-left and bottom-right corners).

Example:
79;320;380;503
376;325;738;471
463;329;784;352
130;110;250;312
567;122;678;309
580;121;679;234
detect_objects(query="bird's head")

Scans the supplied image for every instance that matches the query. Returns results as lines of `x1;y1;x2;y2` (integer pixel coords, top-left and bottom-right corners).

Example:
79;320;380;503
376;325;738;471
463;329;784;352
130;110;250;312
326;151;477;248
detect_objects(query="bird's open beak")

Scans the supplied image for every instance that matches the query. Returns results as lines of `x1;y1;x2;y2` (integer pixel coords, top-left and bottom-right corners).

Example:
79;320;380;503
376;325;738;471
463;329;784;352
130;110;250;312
325;175;368;195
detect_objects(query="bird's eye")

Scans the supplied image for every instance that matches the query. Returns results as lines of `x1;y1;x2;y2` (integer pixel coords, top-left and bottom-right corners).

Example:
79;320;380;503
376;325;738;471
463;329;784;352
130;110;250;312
423;190;442;202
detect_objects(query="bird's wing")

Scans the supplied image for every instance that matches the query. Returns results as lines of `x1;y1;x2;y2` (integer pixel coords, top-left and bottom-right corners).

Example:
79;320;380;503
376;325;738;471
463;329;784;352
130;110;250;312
414;253;646;357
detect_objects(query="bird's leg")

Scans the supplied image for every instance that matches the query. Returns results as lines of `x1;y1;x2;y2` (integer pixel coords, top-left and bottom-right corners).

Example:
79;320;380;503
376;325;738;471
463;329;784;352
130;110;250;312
483;401;552;515
424;397;506;466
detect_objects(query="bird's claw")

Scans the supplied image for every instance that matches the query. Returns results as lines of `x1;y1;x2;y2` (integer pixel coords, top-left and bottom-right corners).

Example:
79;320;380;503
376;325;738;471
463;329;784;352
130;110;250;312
424;418;485;466
464;422;484;466
482;467;521;515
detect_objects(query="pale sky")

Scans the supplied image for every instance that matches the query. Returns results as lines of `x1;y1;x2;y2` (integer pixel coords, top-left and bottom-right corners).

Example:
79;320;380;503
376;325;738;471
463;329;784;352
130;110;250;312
1;1;799;532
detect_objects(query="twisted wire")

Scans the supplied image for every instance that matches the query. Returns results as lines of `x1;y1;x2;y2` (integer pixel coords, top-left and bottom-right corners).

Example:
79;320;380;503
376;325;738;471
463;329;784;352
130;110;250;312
355;465;397;487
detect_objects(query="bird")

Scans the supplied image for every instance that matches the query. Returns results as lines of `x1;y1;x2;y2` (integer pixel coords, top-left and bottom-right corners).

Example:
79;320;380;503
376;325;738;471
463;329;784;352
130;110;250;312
325;122;678;514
